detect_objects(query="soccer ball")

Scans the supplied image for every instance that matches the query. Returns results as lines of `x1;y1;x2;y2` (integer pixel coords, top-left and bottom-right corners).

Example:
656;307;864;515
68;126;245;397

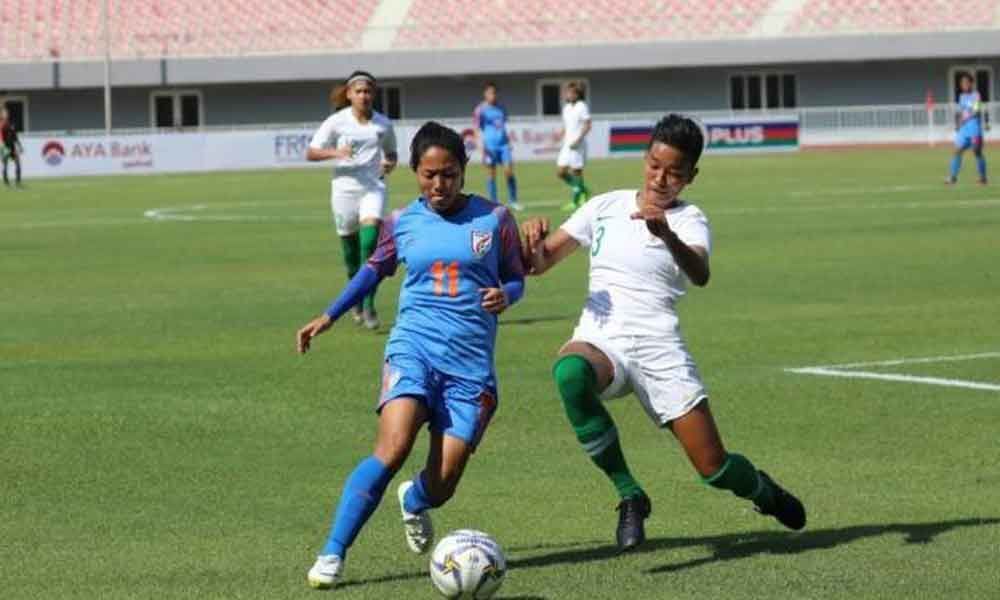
429;529;506;599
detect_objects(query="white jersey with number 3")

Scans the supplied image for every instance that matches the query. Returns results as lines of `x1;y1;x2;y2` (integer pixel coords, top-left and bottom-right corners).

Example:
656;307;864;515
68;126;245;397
560;190;711;339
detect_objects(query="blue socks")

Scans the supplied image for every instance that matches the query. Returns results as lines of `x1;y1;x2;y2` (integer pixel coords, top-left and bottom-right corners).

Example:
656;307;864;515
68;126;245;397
321;456;393;558
402;471;434;514
951;151;989;181
486;176;519;204
486;178;498;204
506;175;518;204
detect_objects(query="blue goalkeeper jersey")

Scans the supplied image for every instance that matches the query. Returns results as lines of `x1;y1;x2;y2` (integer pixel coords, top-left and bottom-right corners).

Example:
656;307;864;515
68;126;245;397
958;91;983;136
367;195;524;380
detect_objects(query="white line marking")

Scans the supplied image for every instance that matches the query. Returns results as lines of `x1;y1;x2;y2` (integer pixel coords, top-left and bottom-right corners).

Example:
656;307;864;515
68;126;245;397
795;352;1000;370
786;352;1000;392
786;367;1000;392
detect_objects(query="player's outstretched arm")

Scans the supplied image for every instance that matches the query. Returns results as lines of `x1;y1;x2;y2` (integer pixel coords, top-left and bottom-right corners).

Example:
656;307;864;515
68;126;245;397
520;217;579;276
296;266;383;354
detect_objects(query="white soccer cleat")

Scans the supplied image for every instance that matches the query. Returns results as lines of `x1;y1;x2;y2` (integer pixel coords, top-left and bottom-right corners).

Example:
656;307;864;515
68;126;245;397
362;307;380;331
398;480;434;554
307;554;343;590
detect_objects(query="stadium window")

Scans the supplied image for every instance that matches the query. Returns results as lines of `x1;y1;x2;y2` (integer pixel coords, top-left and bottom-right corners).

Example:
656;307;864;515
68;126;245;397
729;73;796;111
374;84;403;119
747;76;762;110
537;78;592;116
150;90;203;129
766;75;780;109
782;74;797;108
1;96;29;132
729;76;745;110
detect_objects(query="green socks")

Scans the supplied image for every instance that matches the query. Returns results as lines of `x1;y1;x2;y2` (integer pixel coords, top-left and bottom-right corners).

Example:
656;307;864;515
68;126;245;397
702;453;777;512
553;355;643;499
358;224;379;311
340;233;361;279
559;173;590;207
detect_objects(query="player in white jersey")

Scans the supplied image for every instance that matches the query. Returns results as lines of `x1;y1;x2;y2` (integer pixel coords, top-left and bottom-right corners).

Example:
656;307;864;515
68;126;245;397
308;70;398;330
556;81;592;212
522;114;805;551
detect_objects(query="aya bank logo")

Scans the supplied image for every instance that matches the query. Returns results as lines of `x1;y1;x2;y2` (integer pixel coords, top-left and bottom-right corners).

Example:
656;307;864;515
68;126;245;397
42;141;66;166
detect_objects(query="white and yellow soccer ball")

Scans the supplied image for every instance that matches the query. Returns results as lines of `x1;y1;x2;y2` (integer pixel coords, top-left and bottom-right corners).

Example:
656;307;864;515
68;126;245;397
429;529;506;599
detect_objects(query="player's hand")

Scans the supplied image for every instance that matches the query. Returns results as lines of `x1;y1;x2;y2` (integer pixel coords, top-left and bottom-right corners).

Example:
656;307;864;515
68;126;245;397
380;159;396;177
479;288;509;314
520;217;550;255
296;314;333;354
630;205;673;239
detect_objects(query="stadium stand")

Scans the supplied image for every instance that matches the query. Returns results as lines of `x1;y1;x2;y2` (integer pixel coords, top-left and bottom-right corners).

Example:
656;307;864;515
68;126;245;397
786;0;1000;35
0;0;374;61
1;0;998;61
393;0;771;49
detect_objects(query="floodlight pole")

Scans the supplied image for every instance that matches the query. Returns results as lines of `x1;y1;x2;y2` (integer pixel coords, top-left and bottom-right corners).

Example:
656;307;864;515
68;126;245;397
102;0;112;136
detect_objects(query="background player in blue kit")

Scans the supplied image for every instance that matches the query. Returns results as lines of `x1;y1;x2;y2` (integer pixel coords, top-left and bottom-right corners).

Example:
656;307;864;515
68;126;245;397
948;72;987;185
296;121;526;589
474;82;523;210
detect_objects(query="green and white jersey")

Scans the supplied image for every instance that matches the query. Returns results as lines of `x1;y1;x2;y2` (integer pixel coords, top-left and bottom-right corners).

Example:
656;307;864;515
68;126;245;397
309;107;396;183
560;190;711;338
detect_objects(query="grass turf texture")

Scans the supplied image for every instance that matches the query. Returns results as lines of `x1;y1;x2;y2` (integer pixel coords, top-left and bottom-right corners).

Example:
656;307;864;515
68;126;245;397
2;148;999;599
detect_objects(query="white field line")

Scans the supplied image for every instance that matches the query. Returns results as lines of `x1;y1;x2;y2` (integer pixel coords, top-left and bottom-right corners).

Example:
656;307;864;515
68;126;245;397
5;188;999;230
786;367;1000;392
786;352;1000;392
799;352;1000;370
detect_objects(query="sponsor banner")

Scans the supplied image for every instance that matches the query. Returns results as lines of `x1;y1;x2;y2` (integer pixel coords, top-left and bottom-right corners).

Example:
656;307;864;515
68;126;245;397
20;120;611;179
610;116;800;154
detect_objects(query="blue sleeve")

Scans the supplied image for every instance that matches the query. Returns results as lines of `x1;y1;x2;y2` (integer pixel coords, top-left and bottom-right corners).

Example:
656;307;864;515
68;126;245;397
502;278;525;306
497;205;526;306
324;266;381;321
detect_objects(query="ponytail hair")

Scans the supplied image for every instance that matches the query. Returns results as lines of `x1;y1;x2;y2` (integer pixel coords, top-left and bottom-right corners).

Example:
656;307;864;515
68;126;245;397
330;84;349;110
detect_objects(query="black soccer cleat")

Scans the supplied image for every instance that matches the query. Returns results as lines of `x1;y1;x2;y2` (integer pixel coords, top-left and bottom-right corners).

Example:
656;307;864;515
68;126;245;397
615;492;652;552
755;471;806;531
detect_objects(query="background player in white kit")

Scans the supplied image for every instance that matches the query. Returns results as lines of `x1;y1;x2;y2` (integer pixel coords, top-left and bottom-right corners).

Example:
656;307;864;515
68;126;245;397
523;114;805;552
556;81;592;212
308;70;398;330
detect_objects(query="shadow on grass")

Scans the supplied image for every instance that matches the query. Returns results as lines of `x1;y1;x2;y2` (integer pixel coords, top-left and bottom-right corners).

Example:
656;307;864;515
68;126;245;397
337;518;998;589
507;518;1000;575
499;314;577;327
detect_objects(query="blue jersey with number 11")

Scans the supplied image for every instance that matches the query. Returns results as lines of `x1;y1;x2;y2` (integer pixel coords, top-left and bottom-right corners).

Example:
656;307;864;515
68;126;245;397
367;196;524;380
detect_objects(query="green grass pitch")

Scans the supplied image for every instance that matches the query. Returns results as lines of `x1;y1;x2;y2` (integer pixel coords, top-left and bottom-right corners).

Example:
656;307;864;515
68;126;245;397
2;147;999;599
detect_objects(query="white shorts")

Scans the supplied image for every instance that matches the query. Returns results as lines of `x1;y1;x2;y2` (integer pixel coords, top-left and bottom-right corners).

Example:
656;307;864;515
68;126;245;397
330;177;386;236
566;324;707;426
556;144;586;170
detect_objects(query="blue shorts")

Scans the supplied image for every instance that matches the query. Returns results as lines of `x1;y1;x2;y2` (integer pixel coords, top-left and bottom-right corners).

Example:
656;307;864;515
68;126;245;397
378;353;498;449
955;128;983;150
482;144;513;167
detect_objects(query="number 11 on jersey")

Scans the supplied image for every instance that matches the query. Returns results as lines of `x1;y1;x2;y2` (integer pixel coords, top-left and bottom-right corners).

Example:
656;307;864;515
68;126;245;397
431;261;460;297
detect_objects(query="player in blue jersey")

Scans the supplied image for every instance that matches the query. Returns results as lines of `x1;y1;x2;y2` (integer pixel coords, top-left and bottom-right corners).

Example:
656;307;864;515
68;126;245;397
474;82;523;210
296;121;526;590
948;72;987;185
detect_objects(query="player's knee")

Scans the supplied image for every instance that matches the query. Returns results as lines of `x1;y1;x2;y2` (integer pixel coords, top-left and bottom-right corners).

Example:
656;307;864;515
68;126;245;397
373;436;414;472
553;354;595;402
422;470;461;507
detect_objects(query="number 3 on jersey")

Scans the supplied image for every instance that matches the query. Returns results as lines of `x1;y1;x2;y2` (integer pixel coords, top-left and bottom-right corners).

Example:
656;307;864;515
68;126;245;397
591;225;606;257
431;260;460;296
